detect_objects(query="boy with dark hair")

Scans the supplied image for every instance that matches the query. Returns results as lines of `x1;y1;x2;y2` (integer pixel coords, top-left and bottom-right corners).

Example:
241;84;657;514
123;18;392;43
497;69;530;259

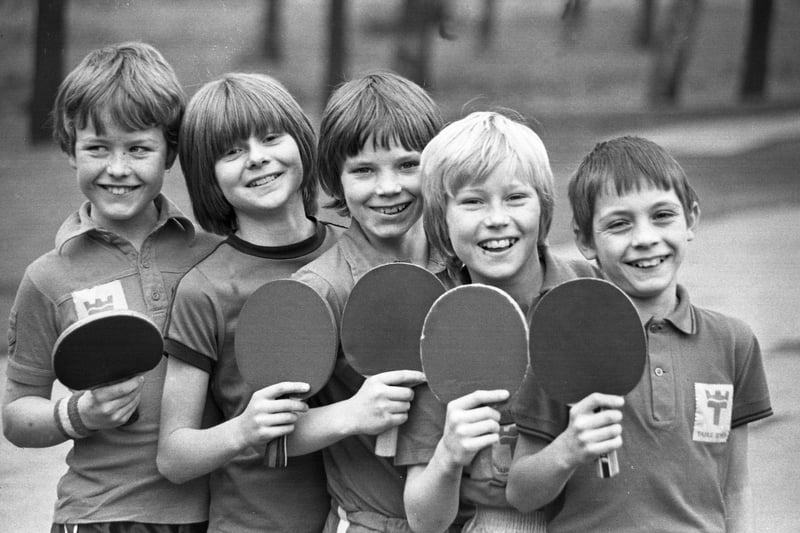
289;70;445;532
507;136;773;533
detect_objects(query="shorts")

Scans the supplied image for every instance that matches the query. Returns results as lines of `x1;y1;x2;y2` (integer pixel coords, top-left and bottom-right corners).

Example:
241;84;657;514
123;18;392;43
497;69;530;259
51;522;208;533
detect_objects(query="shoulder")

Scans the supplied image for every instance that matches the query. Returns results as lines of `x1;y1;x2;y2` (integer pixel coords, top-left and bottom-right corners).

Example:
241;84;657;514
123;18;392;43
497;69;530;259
294;238;350;282
692;303;756;343
19;247;71;296
544;246;599;280
172;241;231;299
293;242;355;319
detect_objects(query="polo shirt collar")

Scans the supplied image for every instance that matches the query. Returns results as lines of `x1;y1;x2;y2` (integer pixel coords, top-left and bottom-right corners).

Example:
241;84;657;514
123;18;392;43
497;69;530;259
538;244;579;293
339;219;446;280
55;194;194;252
660;284;696;334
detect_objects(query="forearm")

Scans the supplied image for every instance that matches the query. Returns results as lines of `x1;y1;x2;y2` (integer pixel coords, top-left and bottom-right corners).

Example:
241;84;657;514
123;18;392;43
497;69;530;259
724;426;752;533
157;417;247;484
2;395;69;448
506;433;575;513
286;400;358;456
404;456;463;533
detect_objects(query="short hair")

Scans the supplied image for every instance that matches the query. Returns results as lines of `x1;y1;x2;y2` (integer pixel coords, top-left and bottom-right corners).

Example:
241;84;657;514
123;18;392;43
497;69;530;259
317;70;443;217
53;41;184;160
179;73;318;235
422;111;555;274
568;136;700;244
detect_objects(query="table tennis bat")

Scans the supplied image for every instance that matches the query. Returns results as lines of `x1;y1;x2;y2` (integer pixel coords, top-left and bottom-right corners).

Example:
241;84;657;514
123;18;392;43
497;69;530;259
235;278;338;468
528;277;647;478
420;284;529;406
340;262;445;457
419;284;534;532
52;309;163;426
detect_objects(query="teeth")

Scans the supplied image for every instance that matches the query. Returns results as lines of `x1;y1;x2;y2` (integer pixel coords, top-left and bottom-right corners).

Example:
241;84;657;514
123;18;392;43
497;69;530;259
632;257;665;268
480;238;517;251
247;173;280;187
104;186;133;195
375;203;409;215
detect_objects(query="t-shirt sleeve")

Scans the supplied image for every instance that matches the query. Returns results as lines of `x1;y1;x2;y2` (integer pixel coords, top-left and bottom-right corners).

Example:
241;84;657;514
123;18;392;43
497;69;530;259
163;268;221;373
5;271;58;387
731;323;772;427
394;383;447;466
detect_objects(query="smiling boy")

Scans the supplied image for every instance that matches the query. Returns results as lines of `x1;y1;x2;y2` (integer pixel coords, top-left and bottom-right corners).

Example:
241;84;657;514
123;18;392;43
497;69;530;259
507;136;773;533
2;42;219;532
288;70;445;532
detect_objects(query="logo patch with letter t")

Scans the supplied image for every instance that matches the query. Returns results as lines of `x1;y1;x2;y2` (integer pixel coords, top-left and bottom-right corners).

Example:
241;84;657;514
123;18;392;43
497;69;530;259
693;383;733;443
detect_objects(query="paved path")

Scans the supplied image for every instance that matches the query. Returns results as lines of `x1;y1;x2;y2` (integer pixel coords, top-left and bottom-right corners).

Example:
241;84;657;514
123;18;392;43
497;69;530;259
1;112;799;531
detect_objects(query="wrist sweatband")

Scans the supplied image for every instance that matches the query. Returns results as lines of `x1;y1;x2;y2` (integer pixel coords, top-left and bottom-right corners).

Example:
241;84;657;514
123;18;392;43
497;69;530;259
54;391;94;439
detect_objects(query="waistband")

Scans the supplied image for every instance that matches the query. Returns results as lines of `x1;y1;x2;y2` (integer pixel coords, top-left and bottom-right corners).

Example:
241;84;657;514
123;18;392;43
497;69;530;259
462;506;547;533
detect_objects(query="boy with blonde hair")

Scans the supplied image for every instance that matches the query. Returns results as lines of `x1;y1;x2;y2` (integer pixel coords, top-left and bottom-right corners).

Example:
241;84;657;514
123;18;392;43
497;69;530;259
398;111;595;532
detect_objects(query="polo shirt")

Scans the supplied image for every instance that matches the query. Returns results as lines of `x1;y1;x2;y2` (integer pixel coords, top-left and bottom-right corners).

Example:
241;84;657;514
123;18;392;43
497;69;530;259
164;218;344;533
394;245;597;529
292;219;447;532
6;195;221;524
513;285;773;533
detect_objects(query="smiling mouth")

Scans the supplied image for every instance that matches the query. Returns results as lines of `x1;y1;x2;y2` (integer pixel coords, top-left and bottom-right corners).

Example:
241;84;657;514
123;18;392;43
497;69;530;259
247;172;282;188
101;185;139;196
629;256;667;268
371;201;411;215
479;238;518;252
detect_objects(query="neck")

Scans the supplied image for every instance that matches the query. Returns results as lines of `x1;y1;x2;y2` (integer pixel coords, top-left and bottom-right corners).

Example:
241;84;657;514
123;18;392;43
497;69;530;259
365;220;430;266
631;286;679;323
469;259;544;316
235;203;315;247
91;202;159;252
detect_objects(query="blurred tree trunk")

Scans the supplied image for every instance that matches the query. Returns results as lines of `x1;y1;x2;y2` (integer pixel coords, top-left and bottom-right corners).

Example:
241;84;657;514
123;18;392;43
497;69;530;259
394;0;448;88
323;0;348;105
648;0;702;106
263;0;283;62
740;0;773;101
561;0;587;47
635;0;657;48
477;0;496;51
31;0;66;144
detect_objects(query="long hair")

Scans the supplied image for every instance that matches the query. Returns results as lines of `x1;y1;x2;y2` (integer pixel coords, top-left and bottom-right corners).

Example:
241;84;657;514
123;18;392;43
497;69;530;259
179;73;317;235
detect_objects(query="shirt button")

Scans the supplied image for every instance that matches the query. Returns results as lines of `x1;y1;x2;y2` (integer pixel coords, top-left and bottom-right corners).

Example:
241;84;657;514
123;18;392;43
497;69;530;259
649;323;661;333
654;367;664;376
152;291;161;301
142;262;150;269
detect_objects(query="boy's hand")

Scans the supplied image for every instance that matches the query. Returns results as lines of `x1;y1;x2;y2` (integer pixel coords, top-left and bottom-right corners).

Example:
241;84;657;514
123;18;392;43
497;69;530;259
347;370;426;435
235;382;310;449
77;375;145;429
557;392;624;468
439;389;510;467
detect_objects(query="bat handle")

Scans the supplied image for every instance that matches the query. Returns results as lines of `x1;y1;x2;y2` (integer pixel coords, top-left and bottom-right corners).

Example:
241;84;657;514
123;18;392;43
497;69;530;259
265;435;289;468
596;449;619;478
121;409;139;427
593;405;620;478
374;426;398;457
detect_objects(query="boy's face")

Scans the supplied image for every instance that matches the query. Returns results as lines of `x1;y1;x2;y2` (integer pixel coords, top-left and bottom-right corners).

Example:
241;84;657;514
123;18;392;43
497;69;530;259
214;133;305;222
70;118;169;236
577;182;699;311
341;136;423;243
446;167;542;287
